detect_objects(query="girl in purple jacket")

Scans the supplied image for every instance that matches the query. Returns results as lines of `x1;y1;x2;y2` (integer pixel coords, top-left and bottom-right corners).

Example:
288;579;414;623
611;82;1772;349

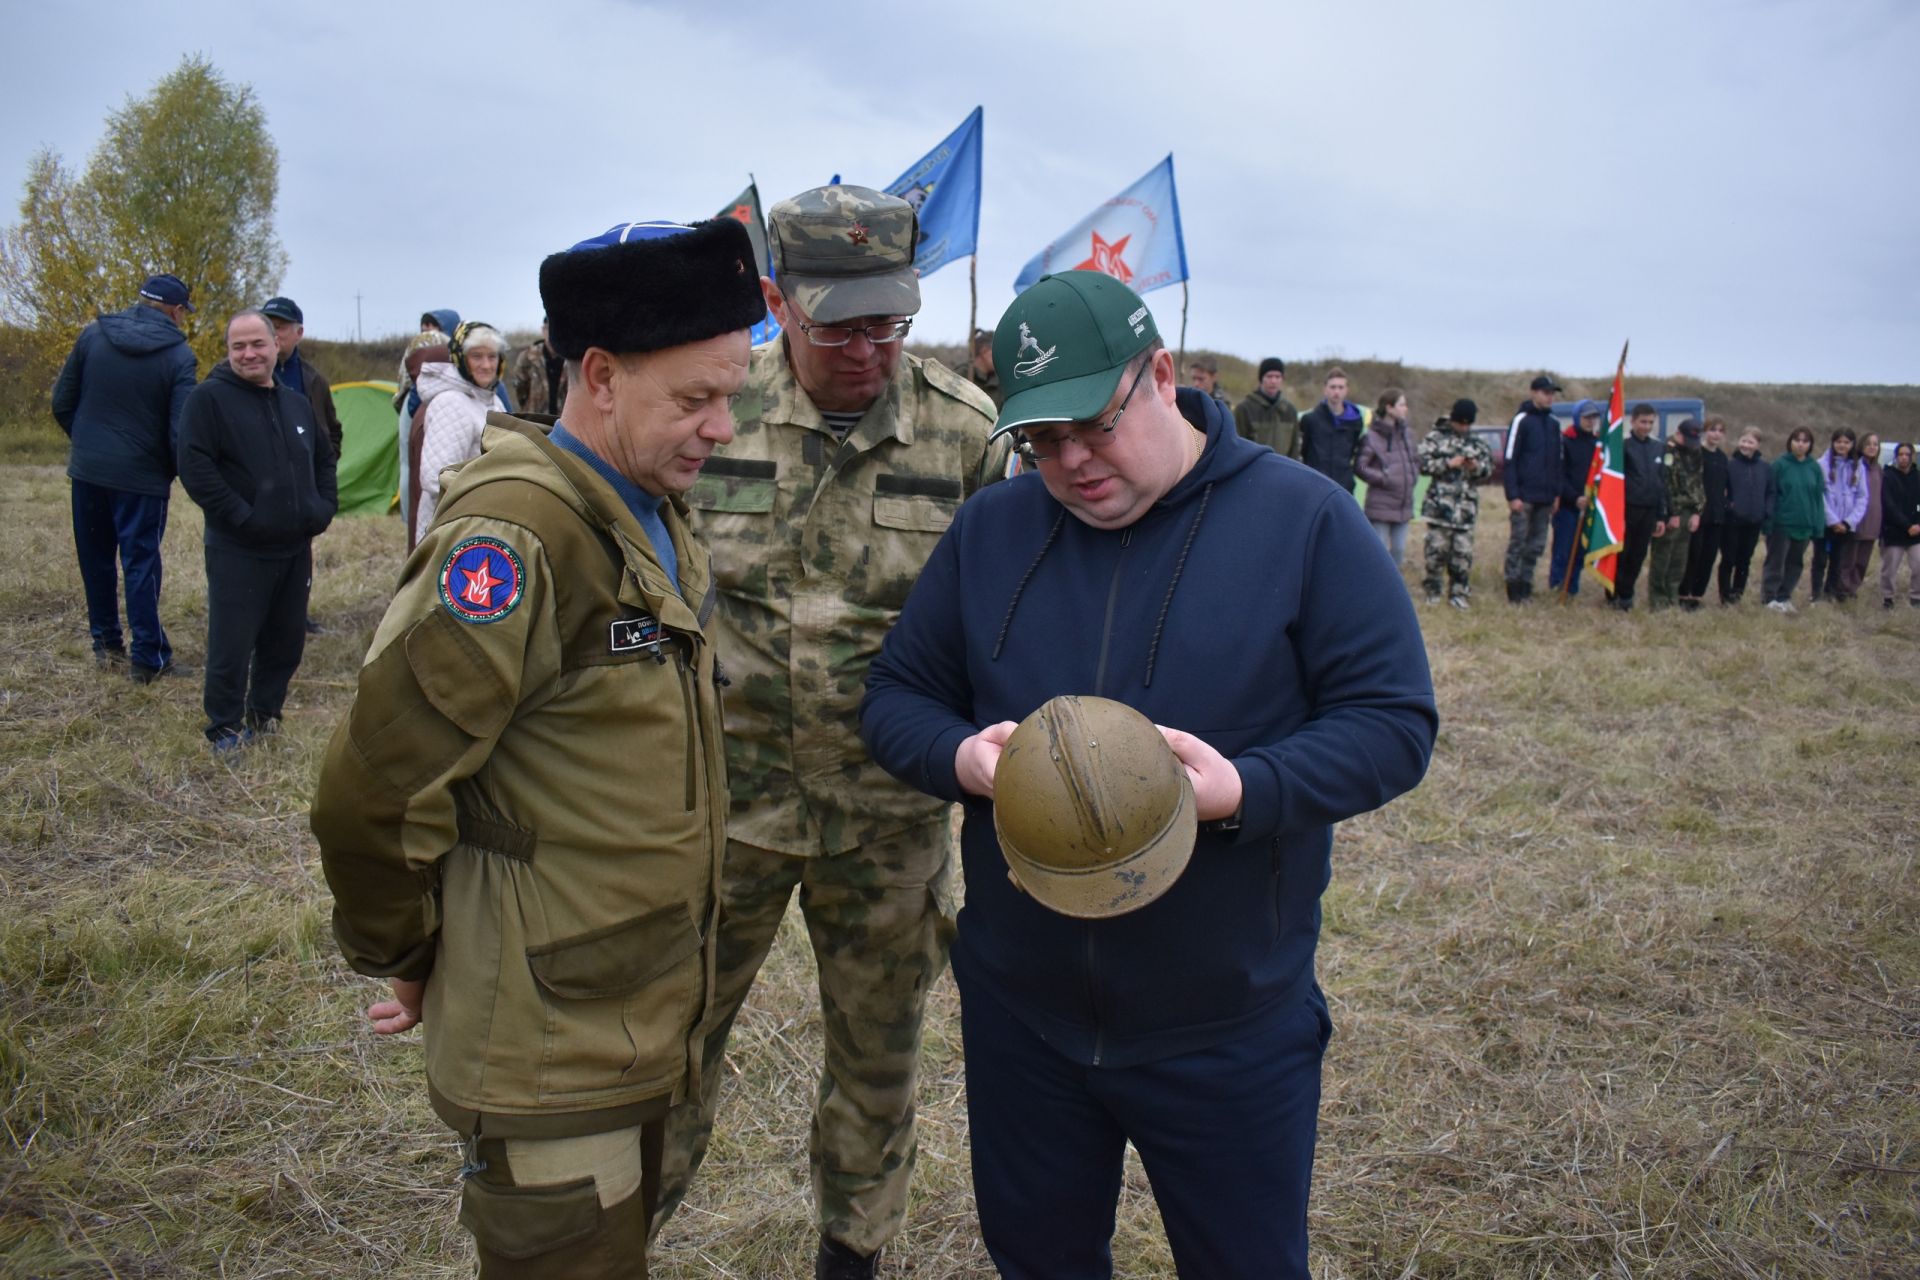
1810;428;1865;602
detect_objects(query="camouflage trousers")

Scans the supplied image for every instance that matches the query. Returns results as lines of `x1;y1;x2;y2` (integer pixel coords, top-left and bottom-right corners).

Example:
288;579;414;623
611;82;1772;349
1422;524;1475;600
654;820;955;1256
1648;519;1692;609
1503;501;1554;586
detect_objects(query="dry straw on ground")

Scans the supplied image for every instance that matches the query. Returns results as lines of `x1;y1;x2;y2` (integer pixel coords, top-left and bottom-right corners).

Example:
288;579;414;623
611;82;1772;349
1;463;1915;1278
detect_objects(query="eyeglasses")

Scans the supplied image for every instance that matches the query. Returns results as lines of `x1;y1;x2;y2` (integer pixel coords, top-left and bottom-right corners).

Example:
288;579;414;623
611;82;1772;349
1018;361;1150;463
796;317;913;347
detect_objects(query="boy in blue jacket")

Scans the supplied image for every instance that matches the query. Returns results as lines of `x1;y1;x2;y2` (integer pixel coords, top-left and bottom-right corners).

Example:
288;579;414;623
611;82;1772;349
861;271;1438;1280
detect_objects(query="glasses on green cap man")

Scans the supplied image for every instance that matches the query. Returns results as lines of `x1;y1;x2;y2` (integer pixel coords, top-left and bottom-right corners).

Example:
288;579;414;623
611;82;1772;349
859;267;1438;1277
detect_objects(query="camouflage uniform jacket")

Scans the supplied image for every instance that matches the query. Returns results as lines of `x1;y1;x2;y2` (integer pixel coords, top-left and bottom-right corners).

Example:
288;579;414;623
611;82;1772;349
687;345;999;857
312;414;727;1139
1663;441;1707;519
511;342;560;417
1418;424;1493;529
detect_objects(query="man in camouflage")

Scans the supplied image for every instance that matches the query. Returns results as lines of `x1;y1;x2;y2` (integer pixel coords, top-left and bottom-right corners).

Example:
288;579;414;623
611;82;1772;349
1418;398;1493;608
968;326;1005;409
510;318;564;416
657;185;1004;1280
1649;417;1705;610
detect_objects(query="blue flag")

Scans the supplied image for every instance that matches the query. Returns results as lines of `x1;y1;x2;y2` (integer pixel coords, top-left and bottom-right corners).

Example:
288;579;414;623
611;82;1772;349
1013;155;1187;295
886;107;983;279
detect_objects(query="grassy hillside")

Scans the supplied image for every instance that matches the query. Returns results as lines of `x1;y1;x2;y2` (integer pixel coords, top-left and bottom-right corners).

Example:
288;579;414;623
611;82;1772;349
1;464;1914;1278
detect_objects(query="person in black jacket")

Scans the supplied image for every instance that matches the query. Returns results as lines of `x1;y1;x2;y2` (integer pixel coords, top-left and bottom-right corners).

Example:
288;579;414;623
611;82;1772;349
1679;417;1733;608
1720;428;1770;603
1297;367;1365;492
1547;399;1603;597
1612;404;1668;610
1881;441;1920;607
177;311;337;751
1502;375;1564;602
49;273;199;681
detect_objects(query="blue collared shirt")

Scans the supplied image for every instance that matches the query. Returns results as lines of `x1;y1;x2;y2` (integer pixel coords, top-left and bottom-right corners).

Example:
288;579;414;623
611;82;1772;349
549;422;679;592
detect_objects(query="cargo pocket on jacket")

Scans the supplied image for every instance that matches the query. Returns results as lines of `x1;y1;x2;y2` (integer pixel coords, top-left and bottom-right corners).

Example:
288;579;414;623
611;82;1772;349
526;906;704;1101
459;1174;599;1261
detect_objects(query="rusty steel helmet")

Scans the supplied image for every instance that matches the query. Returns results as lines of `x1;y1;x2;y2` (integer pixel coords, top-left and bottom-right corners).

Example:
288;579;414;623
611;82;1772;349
992;695;1198;918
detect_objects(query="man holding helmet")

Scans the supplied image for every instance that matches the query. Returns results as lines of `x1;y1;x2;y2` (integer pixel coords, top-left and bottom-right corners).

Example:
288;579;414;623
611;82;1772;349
860;270;1438;1278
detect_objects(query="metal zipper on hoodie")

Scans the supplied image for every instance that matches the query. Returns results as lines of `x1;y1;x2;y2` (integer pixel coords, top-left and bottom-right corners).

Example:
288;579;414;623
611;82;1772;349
1091;528;1131;696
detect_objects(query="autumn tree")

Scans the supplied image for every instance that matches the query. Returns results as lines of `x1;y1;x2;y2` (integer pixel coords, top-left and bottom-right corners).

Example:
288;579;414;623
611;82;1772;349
0;55;287;403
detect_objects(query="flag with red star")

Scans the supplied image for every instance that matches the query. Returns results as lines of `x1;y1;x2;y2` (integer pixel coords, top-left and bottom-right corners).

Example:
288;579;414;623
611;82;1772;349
1013;155;1187;295
714;181;780;345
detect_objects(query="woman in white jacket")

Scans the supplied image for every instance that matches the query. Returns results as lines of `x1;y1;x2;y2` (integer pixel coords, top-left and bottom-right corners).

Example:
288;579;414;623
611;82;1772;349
412;321;506;546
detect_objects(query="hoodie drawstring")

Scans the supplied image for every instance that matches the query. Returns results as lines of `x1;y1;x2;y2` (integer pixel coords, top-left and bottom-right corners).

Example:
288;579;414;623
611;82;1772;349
992;509;1067;661
1143;484;1212;688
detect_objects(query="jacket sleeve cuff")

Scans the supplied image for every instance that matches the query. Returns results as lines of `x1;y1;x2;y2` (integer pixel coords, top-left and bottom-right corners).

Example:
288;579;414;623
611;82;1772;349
925;722;976;803
1226;758;1279;846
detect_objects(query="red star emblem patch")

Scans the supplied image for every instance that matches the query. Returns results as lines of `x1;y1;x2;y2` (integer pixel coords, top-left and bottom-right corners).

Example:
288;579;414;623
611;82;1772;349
1075;230;1134;284
439;537;524;623
847;221;870;245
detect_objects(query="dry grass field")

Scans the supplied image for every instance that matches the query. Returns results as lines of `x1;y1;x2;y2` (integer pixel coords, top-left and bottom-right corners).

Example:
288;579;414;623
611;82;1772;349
2;460;1916;1279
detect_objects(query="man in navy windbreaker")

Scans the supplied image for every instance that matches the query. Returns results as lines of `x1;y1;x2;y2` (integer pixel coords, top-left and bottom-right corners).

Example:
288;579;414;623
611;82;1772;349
860;271;1437;1280
1502;375;1565;602
50;273;199;681
1547;399;1604;596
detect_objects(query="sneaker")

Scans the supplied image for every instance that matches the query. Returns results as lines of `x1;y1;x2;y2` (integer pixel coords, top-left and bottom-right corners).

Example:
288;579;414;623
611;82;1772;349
1448;595;1470;610
1424;593;1442;606
209;727;256;755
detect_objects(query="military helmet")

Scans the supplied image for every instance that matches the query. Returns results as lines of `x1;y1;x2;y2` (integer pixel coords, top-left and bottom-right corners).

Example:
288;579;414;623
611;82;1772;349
993;695;1197;918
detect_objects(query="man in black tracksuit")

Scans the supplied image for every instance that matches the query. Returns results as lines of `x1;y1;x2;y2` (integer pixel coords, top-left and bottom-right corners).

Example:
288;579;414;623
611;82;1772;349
1502;375;1564;601
177;311;337;750
1613;403;1668;610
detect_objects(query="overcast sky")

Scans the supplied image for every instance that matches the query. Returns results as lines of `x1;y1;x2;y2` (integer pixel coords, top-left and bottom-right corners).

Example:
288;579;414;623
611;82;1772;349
5;0;1915;384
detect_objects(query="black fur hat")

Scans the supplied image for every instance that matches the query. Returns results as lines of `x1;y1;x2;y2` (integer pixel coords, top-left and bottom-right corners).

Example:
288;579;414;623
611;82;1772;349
540;218;766;361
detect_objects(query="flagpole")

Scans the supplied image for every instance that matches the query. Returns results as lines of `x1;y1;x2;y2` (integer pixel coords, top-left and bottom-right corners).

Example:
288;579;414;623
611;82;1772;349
968;255;978;354
1178;281;1189;367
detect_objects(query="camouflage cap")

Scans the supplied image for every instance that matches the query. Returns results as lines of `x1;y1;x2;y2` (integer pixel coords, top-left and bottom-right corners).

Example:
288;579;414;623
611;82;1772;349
768;185;920;324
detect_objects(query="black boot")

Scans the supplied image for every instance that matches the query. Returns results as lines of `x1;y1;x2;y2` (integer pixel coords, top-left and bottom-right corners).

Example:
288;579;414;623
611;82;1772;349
816;1236;878;1280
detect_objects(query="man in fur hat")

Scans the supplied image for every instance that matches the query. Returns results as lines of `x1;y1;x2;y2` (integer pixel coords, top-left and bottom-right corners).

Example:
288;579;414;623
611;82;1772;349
312;218;766;1278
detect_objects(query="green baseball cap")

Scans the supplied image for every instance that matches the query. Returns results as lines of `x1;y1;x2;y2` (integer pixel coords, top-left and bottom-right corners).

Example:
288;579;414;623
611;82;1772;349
767;184;920;324
989;271;1160;440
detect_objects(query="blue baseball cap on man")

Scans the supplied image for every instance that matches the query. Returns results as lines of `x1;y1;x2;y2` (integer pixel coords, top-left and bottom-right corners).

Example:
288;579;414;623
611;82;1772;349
139;273;194;312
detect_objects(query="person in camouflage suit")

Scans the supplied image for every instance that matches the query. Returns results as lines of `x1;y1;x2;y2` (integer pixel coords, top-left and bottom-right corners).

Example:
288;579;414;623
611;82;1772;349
510;318;564;417
657;185;1004;1280
1418;398;1493;607
1649;418;1706;610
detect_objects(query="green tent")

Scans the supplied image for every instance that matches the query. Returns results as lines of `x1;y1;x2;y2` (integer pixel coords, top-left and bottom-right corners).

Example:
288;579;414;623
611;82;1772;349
330;380;399;515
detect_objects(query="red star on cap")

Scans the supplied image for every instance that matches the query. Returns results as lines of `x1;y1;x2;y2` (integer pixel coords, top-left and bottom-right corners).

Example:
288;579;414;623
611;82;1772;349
847;221;869;245
1075;230;1134;284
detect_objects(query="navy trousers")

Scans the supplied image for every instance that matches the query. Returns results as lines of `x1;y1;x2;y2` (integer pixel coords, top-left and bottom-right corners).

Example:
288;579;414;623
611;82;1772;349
203;544;310;739
1547;504;1587;595
71;479;172;670
958;967;1331;1280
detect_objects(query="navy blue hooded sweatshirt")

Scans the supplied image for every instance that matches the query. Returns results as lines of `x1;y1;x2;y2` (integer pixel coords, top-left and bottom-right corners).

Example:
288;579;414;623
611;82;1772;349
861;390;1437;1067
51;304;198;497
1559;398;1604;502
1504;398;1564;504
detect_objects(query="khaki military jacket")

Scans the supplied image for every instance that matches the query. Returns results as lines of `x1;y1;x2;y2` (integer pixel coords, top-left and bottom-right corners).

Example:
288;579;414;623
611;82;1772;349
312;413;726;1138
1418;425;1494;529
687;345;999;857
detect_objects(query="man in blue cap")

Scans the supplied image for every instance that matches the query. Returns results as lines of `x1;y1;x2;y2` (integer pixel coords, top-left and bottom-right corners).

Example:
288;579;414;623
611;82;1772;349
260;295;345;635
861;270;1438;1279
51;272;198;681
313;217;765;1279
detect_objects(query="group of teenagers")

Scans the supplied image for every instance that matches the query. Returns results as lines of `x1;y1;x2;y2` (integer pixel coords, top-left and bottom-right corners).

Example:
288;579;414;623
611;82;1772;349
1245;364;1920;613
1531;405;1920;614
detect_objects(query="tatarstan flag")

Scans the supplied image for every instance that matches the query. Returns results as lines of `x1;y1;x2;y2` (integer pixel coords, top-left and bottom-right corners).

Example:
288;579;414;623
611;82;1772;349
1583;341;1630;592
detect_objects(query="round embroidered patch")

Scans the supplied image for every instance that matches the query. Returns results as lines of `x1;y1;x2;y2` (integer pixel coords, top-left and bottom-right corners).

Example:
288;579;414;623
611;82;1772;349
439;537;524;623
